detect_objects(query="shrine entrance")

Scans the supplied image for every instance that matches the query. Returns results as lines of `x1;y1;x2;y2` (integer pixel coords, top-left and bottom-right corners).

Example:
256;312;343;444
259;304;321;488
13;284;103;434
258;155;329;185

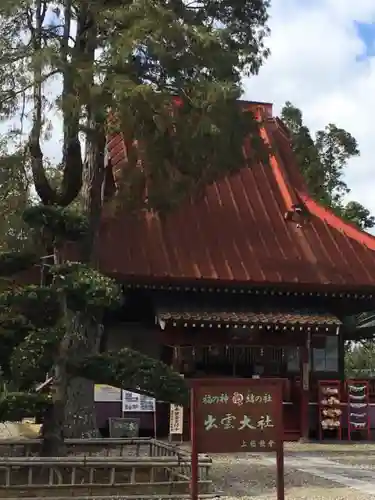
161;343;307;441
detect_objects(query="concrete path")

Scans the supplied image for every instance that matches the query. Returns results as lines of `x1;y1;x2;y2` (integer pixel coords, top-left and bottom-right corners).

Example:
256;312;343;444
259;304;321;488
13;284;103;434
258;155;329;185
260;454;375;496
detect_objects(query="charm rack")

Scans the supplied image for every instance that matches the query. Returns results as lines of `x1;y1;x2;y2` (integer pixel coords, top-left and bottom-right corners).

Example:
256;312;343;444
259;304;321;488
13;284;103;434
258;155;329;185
347;380;370;441
318;380;342;441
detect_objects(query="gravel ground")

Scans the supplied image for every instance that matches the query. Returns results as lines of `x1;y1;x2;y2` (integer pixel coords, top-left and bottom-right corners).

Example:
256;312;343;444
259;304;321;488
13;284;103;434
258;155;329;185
323;455;375;469
209;453;375;500
284;442;375;471
209;454;333;498
283;442;375;454
201;443;375;500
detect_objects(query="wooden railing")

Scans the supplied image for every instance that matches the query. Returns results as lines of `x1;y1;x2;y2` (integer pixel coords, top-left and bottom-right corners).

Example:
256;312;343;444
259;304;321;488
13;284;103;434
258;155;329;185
0;456;211;497
0;438;213;499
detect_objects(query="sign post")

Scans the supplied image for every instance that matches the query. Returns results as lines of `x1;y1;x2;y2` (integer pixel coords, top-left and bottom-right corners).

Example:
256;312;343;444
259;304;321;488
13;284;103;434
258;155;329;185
169;374;185;442
169;404;184;442
190;378;284;500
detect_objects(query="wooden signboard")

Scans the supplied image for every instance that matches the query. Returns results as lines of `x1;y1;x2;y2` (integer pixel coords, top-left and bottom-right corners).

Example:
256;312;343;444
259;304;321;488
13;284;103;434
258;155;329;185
190;378;284;500
169;404;184;436
109;417;140;438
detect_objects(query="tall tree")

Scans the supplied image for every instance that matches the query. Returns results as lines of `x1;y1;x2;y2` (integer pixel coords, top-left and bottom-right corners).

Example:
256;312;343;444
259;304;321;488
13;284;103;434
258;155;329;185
0;0;271;441
345;341;375;378
281;101;374;229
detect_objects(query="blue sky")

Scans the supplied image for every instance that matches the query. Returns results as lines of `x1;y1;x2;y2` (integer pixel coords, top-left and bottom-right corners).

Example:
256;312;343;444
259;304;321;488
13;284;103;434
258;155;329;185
355;21;375;58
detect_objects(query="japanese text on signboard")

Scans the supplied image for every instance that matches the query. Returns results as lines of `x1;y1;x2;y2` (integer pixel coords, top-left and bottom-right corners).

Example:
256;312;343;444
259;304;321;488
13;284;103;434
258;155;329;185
169;404;184;435
193;381;282;454
122;391;156;412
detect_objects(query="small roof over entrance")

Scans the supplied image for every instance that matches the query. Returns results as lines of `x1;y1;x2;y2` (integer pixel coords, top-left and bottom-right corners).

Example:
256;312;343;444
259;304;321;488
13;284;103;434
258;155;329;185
155;303;341;330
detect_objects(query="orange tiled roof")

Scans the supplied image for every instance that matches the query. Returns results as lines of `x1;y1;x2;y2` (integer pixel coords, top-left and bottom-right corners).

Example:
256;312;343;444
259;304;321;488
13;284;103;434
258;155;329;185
97;101;375;290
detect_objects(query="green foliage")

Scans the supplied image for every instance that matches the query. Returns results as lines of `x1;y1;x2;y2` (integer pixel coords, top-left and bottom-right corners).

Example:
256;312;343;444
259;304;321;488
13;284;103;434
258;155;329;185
0;392;51;422
345;341;375;378
68;348;189;406
10;327;63;387
281;101;374;230
0;137;31;252
115;103;270;213
315;124;359;205
0;250;38;277
341;201;375;231
52;262;122;311
0;312;31;380
23;206;88;243
0;285;60;327
0;0;271;213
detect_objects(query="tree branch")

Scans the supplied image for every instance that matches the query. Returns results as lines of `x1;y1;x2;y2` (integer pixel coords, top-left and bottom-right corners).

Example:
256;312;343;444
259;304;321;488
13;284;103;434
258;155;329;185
57;0;83;207
0;70;60;109
28;0;60;205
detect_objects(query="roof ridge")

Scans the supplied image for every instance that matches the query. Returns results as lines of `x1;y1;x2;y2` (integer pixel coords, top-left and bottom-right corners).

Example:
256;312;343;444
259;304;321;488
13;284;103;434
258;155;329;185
259;116;303;217
273;118;312;195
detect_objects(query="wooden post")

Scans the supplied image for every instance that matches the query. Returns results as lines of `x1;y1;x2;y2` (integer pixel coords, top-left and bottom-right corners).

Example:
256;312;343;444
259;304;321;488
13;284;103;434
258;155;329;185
190;387;198;500
276;441;285;500
299;331;310;442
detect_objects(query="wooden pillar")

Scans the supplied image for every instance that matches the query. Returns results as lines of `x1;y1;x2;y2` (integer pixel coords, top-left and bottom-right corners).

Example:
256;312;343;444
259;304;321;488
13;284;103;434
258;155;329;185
299;331;310;442
171;346;181;371
338;327;345;382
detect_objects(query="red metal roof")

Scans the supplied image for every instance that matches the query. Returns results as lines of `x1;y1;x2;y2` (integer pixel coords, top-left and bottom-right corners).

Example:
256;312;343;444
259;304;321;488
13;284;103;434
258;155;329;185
98;101;375;290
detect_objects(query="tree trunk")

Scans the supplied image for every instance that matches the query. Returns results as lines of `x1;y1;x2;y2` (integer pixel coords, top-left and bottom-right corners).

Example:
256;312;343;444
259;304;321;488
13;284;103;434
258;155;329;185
60;4;106;438
33;4;105;447
40;403;65;456
40;250;70;456
64;312;103;438
63;119;106;438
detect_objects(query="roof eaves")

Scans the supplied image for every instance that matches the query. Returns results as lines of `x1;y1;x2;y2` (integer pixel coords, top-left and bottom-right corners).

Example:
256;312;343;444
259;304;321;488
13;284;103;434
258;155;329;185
298;193;375;251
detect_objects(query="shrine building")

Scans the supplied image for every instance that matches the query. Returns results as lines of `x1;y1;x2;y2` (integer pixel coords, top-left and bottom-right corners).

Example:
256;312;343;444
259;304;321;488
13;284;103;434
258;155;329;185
97;101;375;441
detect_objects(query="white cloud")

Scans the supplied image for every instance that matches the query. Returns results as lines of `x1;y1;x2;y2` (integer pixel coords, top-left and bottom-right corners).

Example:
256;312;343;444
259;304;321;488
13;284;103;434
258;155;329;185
243;0;375;222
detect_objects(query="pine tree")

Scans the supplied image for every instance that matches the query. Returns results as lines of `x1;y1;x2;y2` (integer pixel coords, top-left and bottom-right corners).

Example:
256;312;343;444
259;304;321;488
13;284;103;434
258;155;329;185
0;0;271;449
0;208;188;455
